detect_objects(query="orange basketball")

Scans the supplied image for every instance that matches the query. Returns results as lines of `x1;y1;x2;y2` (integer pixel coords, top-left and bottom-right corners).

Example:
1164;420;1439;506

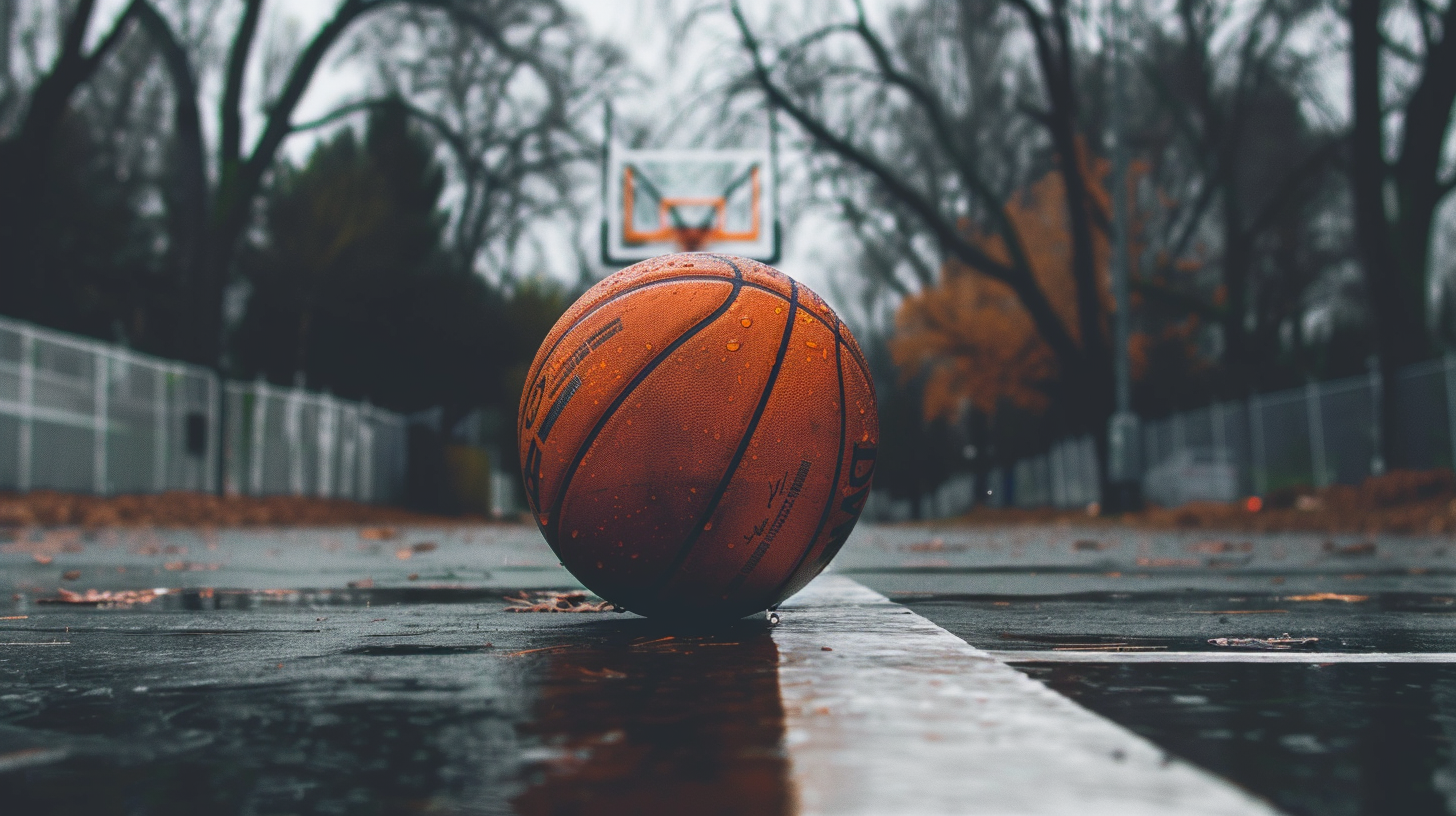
517;253;878;620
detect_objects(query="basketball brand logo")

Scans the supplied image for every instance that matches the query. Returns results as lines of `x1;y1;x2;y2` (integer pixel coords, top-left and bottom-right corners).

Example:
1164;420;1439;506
814;442;877;572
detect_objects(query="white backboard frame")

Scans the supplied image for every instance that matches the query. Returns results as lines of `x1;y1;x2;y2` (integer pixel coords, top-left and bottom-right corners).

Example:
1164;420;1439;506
602;147;779;265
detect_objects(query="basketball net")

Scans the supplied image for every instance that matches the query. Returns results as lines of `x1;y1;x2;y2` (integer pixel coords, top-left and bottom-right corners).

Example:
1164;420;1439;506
672;226;713;252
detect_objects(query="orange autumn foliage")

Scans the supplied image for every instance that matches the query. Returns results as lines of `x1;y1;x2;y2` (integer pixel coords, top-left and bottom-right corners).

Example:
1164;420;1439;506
893;151;1159;422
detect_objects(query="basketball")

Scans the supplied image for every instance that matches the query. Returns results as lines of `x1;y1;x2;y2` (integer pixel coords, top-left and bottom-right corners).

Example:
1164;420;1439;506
517;253;878;620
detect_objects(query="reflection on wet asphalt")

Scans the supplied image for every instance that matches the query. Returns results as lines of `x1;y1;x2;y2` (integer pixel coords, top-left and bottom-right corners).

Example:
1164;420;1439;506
515;620;787;816
0;597;787;815
13;522;1456;814
1021;663;1456;816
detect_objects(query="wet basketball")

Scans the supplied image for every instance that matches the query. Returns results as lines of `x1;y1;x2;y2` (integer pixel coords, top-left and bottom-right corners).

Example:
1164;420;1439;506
517;253;878;620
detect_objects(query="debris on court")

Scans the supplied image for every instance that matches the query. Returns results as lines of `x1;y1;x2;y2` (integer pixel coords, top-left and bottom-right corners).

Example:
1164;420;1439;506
1208;634;1319;649
902;537;971;552
1284;592;1369;602
0;491;452;528
1324;540;1377;557
39;587;167;607
504;590;613;612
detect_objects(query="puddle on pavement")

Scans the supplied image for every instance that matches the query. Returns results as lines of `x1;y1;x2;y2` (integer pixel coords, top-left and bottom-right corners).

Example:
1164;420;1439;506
1019;663;1456;816
0;593;791;815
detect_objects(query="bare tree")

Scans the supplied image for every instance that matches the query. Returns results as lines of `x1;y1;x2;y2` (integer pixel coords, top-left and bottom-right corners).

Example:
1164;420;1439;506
309;1;622;283
733;0;1119;484
1136;0;1346;392
0;0;142;316
1349;0;1456;466
129;0;586;372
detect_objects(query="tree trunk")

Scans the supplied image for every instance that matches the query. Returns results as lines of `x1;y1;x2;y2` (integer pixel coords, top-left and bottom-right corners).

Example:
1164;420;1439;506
0;0;135;318
1350;0;1428;469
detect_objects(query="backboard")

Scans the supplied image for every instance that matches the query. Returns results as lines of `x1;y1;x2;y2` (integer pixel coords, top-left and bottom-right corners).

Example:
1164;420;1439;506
602;147;779;266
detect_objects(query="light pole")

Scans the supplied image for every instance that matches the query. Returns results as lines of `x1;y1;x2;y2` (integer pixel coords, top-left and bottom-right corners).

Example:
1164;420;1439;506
1106;0;1142;510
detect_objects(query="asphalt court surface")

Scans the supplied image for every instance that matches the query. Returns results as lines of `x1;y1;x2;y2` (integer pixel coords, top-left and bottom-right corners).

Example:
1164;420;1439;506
4;521;1456;814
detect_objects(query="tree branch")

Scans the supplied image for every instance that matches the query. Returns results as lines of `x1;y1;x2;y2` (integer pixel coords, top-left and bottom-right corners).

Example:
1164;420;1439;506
1241;137;1343;240
846;0;1041;295
731;1;1084;369
133;1;207;275
221;0;263;166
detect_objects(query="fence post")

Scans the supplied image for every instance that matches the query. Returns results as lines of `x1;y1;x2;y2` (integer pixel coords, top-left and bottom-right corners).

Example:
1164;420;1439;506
17;327;34;492
206;371;220;494
249;377;267;495
152;364;170;493
93;351;109;495
318;393;337;498
359;403;375;503
1364;356;1383;476
1306;379;1329;488
338;405;358;500
1211;401;1226;453
1249;392;1267;495
1172;411;1187;456
285;384;304;496
1444;352;1456;473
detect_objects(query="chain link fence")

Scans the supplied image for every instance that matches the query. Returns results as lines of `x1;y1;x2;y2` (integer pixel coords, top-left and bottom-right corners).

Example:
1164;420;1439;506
998;360;1454;510
223;379;406;503
0;316;405;503
869;358;1456;518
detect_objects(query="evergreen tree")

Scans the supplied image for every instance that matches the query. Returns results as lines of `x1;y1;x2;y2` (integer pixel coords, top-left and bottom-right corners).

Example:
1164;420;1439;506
236;100;519;416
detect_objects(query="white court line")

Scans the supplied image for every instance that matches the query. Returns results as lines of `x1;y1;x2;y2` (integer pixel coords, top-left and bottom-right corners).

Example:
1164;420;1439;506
990;650;1456;664
774;575;1280;816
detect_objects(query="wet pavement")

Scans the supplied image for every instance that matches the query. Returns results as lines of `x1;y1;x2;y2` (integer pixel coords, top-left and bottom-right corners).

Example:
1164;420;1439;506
844;525;1456;815
4;521;1456;813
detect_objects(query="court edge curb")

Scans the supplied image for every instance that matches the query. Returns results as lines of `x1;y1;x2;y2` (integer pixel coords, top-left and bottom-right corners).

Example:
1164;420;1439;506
771;574;1286;816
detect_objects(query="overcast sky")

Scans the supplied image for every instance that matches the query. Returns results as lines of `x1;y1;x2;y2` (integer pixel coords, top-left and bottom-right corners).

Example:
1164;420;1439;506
75;0;856;307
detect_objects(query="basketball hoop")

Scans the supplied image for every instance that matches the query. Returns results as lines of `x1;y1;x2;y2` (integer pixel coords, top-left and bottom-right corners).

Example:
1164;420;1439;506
602;147;780;265
672;226;713;252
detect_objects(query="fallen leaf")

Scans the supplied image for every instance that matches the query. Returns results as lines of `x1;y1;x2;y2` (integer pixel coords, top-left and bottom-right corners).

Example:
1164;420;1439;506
1209;635;1319;650
504;590;612;613
1284;593;1369;603
40;588;163;607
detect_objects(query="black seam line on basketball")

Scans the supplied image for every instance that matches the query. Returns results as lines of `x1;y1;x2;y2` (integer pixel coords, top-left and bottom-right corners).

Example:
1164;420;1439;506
531;276;837;395
768;316;848;603
522;275;847;440
544;261;745;542
644;276;800;600
537;375;581;443
522;275;733;424
532;272;736;379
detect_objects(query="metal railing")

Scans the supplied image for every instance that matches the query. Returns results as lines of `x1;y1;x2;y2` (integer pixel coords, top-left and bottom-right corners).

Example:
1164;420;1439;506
0;316;405;503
